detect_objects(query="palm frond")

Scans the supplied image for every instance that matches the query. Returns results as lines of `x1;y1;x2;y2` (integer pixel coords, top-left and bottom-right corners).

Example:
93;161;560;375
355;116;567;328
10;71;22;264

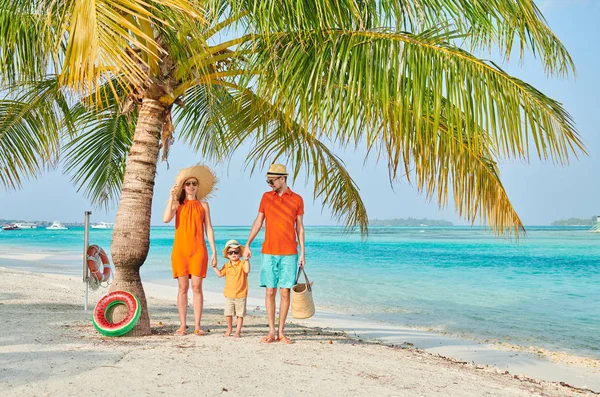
216;0;574;76
62;102;136;208
247;29;583;164
0;77;71;189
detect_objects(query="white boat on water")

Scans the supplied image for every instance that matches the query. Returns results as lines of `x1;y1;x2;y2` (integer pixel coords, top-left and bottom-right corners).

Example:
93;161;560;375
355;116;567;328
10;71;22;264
14;222;37;229
91;222;114;229
46;221;68;230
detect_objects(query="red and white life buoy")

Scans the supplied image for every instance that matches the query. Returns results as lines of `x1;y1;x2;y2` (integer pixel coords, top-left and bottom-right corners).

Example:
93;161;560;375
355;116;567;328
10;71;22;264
87;245;113;282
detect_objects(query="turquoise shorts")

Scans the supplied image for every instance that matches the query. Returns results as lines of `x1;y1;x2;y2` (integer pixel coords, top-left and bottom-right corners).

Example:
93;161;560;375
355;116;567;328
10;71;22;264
260;254;299;289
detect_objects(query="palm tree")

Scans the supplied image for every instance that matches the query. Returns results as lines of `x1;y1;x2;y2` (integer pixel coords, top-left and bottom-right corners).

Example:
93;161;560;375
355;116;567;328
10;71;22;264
0;0;584;335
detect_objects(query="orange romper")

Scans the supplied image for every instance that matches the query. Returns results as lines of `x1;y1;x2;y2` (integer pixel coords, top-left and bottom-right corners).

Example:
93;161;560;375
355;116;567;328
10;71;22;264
171;199;208;279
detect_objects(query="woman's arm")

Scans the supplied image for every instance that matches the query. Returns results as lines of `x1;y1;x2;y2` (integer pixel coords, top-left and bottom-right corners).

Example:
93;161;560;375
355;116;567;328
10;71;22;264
202;201;218;268
162;184;179;223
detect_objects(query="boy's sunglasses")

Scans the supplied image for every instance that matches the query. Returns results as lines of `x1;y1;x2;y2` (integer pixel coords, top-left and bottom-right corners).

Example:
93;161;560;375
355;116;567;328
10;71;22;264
185;181;198;187
227;250;240;255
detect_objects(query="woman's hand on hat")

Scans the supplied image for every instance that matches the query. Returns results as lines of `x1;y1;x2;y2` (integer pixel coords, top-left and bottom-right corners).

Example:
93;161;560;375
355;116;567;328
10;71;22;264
170;184;179;200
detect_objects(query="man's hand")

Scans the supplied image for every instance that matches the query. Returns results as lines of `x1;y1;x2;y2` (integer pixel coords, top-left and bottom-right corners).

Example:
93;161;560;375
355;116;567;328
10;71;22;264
298;254;305;268
244;245;252;259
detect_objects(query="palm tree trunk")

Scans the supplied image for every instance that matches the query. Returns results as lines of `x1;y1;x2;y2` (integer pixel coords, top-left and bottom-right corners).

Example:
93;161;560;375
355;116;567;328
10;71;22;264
109;96;167;336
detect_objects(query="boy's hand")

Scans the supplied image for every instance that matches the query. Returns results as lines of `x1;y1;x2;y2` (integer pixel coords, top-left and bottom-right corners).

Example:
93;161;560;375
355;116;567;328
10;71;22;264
244;245;252;259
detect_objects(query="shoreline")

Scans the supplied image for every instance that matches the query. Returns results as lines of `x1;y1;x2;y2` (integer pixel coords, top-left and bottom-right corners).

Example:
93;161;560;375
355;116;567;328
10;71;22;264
1;252;599;392
0;266;598;396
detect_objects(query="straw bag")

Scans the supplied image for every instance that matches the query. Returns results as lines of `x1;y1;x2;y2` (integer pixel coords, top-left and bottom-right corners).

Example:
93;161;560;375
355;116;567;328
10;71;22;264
291;267;315;319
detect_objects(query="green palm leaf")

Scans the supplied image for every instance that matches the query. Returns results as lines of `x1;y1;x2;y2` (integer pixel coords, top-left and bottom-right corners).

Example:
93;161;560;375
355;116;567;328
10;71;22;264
62;101;136;208
0;77;71;189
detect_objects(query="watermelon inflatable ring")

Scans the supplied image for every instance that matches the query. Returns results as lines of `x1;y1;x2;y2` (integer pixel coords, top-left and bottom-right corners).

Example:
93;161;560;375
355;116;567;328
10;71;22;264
93;291;141;337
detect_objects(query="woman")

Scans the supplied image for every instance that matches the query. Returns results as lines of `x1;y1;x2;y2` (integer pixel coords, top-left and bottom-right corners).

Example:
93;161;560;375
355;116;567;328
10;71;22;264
163;165;218;335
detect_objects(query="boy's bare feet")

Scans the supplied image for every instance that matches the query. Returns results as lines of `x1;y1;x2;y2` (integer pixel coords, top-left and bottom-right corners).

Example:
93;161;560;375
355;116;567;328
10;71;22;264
224;329;232;337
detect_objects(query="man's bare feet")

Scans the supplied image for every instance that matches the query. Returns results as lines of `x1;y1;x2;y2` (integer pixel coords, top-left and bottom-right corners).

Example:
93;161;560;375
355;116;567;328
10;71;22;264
175;327;186;336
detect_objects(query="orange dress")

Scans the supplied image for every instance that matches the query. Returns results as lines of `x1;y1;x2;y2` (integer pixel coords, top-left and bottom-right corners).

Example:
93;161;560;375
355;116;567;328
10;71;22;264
171;199;208;278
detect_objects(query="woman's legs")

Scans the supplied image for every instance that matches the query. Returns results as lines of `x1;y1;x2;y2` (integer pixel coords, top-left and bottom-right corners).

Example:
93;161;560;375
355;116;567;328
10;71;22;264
191;275;204;334
176;276;190;334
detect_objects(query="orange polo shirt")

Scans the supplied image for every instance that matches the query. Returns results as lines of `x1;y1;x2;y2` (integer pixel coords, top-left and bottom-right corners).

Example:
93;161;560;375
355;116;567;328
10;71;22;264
220;260;248;299
259;189;304;255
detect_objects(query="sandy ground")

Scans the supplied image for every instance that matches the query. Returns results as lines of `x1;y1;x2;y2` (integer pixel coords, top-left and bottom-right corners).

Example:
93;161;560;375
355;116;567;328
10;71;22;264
1;268;598;396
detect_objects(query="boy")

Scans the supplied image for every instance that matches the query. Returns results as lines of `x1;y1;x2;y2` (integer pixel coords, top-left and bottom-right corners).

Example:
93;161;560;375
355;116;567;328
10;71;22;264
212;239;250;337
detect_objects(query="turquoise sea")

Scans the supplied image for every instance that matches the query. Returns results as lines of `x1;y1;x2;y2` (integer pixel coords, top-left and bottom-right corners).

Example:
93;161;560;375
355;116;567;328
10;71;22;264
1;226;599;360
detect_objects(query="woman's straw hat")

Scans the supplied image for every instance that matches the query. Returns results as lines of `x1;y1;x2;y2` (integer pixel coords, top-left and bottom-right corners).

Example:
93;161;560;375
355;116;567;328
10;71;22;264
222;239;245;258
266;163;288;177
174;165;217;201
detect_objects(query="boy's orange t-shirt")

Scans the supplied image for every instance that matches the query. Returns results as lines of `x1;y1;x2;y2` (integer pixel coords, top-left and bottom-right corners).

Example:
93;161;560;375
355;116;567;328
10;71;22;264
220;260;248;299
258;189;304;255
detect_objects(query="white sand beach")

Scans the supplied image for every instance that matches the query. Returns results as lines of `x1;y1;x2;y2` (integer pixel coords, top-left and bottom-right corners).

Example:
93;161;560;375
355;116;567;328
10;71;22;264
0;266;598;397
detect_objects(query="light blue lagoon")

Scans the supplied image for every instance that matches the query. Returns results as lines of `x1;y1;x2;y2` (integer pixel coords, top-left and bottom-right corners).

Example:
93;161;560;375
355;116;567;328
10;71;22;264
0;225;598;360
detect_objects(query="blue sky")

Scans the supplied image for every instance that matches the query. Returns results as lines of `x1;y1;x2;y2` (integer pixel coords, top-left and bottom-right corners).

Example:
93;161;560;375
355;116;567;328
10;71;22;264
1;1;598;227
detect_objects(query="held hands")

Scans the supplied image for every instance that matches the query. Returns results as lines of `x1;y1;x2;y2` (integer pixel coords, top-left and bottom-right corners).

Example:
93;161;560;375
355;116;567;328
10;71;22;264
244;245;252;259
210;254;218;268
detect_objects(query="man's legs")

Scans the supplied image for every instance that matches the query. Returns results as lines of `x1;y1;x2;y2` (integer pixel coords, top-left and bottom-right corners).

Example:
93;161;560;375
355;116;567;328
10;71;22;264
278;287;291;341
263;287;277;342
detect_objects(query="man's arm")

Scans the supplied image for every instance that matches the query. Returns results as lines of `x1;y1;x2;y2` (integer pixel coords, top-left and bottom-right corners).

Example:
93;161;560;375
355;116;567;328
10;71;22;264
296;214;305;267
244;213;265;259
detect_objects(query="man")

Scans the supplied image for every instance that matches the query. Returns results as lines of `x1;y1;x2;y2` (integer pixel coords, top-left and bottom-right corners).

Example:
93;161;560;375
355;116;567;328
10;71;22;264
244;164;305;344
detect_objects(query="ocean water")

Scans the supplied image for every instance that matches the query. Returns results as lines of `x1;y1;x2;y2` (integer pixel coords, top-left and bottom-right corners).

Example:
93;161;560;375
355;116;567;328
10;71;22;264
1;225;599;359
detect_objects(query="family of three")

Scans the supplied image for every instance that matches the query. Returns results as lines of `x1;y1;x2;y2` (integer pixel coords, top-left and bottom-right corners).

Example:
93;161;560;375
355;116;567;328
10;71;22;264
162;163;305;344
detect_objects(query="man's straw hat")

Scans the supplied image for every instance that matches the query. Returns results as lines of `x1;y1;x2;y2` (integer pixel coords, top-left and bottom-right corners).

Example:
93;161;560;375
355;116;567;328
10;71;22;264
266;163;289;177
222;239;245;258
174;165;216;201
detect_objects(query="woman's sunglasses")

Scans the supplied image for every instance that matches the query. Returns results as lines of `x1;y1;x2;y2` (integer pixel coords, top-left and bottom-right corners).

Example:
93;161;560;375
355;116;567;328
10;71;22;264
185;181;198;187
227;250;240;255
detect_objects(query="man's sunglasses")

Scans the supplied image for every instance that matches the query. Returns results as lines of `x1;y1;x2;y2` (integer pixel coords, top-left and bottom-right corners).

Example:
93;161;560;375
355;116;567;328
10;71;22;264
227;250;240;255
185;181;198;187
266;177;281;185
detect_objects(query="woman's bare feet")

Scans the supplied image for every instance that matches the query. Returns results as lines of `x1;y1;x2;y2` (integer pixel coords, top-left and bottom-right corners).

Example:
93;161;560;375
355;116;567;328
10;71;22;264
175;327;186;336
233;332;241;338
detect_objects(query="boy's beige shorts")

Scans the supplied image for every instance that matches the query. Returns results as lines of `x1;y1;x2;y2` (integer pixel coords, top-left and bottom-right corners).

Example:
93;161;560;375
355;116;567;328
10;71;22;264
224;297;247;317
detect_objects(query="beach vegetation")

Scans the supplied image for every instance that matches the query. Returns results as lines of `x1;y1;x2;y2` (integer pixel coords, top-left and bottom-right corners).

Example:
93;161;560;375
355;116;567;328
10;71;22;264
0;0;585;335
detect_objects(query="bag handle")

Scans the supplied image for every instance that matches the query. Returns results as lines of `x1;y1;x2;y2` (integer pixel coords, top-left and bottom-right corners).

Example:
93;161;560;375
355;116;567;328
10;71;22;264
296;267;312;292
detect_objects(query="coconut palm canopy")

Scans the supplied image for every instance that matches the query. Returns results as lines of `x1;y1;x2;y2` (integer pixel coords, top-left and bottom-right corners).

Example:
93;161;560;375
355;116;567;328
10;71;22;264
0;0;585;334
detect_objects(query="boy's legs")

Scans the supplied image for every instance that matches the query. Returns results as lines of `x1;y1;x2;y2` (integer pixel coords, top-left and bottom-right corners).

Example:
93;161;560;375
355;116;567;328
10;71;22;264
233;297;247;337
224;298;235;336
225;316;233;336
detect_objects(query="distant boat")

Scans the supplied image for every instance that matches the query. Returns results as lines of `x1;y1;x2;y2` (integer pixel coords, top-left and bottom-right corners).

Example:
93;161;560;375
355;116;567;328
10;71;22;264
591;216;600;233
2;223;21;231
46;221;68;230
14;222;37;229
91;222;114;229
